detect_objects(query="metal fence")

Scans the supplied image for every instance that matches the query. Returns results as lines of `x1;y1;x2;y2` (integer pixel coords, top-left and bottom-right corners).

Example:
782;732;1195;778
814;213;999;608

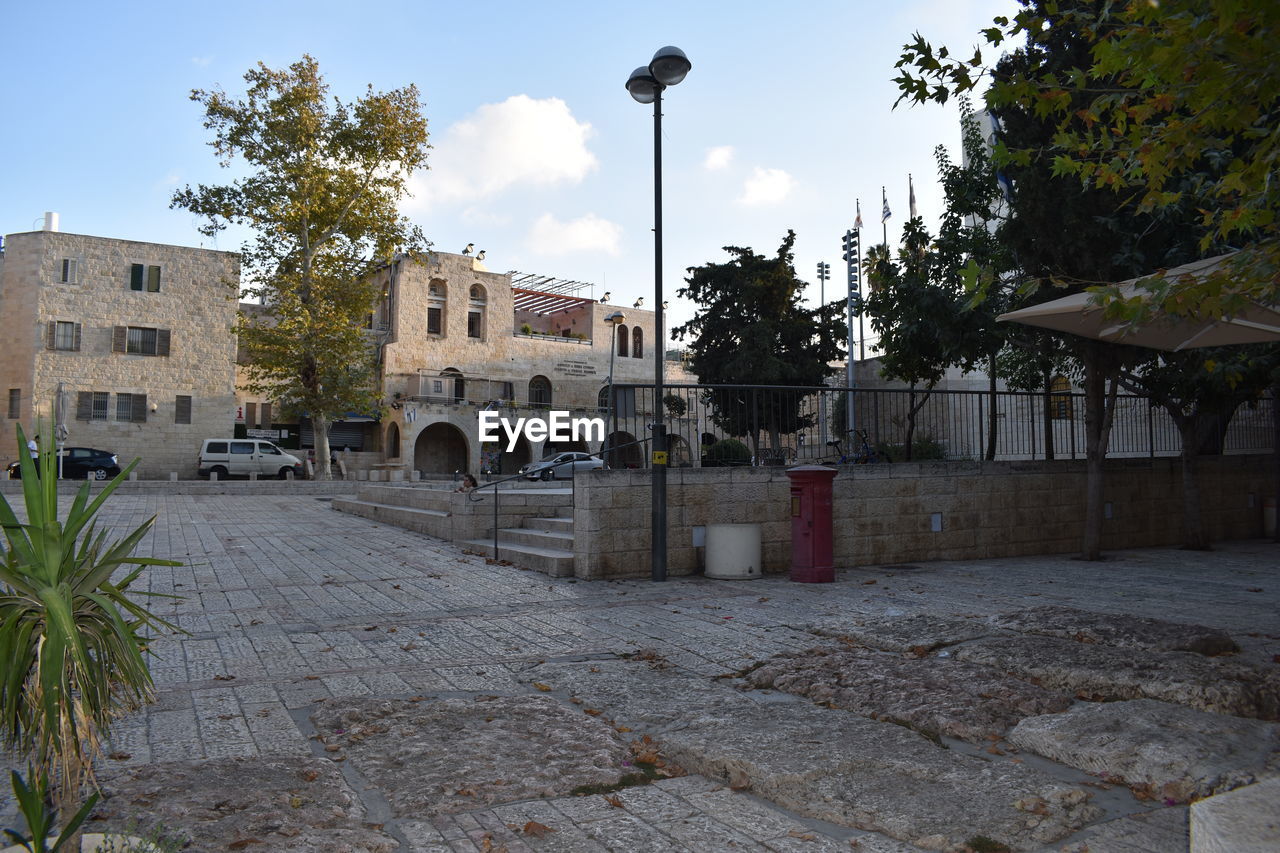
605;383;1276;465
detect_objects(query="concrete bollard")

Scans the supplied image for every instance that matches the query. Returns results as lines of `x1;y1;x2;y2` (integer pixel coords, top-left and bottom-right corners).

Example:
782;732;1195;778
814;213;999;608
249;471;258;481
129;472;138;481
285;470;294;480
169;472;178;481
210;470;218;481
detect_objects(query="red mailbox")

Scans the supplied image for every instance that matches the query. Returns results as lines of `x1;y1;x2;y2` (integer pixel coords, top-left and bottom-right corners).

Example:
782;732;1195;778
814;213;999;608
786;465;837;583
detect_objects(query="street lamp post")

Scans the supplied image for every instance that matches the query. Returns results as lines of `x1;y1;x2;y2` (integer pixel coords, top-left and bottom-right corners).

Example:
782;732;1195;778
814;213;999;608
626;46;691;583
604;311;626;466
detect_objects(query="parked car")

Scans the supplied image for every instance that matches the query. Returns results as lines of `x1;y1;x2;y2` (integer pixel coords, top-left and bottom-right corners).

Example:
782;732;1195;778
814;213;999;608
197;439;304;480
6;447;122;480
520;451;605;481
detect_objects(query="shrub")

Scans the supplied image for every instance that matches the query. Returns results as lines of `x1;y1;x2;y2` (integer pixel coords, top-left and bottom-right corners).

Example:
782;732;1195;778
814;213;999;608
703;438;751;467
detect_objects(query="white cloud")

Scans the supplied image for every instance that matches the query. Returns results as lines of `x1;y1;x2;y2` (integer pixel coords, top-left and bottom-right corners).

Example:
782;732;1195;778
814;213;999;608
525;213;621;256
410;95;598;209
738;167;795;206
703;145;734;171
190;56;212;67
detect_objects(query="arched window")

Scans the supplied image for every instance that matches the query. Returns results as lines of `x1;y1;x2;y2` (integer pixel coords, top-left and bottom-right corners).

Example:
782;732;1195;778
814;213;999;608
632;326;643;359
617;324;629;357
598;386;610;412
427;278;446;336
1050;375;1074;420
467;284;486;339
529;375;552;409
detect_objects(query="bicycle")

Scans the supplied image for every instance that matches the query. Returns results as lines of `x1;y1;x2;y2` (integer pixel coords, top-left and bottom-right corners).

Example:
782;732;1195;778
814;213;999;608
825;429;891;464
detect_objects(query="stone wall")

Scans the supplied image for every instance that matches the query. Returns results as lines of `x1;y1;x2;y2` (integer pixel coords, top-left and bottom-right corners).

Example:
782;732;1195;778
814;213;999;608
572;455;1276;579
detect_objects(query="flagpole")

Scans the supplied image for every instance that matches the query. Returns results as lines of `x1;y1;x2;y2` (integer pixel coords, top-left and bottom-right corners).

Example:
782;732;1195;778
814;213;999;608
881;186;887;249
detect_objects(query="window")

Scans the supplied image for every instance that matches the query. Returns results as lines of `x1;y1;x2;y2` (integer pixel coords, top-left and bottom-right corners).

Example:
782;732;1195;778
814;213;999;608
529;376;552;409
115;392;147;423
632;326;644;359
113;326;171;356
428;280;444;298
617;324;629;357
230;442;254;455
469;284;486;303
468;310;483;338
47;321;81;351
175;395;192;425
598;386;609;412
246;402;258;429
1050;375;1074;420
76;391;109;421
129;264;161;292
206;441;228;454
7;389;19;420
60;259;79;284
427;306;442;334
260;402;272;427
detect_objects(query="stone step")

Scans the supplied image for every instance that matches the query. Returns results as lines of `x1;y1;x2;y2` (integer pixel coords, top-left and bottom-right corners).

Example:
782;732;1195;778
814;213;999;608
496;527;574;550
462;538;573;577
332;498;449;538
524;516;573;533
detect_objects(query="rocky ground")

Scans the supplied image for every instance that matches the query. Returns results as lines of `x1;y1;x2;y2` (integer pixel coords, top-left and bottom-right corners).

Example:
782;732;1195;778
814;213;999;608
2;495;1276;852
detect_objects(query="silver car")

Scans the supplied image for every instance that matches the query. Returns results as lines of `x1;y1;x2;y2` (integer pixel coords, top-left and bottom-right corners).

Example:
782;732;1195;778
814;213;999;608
520;451;605;481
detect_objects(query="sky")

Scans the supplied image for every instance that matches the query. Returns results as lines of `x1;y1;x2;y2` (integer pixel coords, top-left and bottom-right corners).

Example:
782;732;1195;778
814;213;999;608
1;0;1019;351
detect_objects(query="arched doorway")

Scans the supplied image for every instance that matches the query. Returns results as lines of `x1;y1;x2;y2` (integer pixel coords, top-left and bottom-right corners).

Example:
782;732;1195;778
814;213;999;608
667;434;692;467
604;431;641;469
440;368;464;403
528;375;552;409
414;422;470;475
499;435;533;476
385;423;401;459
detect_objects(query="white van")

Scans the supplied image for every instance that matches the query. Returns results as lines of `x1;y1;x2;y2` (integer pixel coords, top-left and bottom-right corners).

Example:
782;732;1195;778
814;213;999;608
198;439;304;480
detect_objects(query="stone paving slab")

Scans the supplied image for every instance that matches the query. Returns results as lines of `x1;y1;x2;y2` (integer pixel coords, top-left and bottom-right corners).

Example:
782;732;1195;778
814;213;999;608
1009;699;1280;803
812;612;1001;654
1051;806;1188;853
953;635;1280;719
746;645;1071;743
1189;777;1280;853
309;695;634;818
524;658;1102;850
989;606;1240;656
92;755;399;851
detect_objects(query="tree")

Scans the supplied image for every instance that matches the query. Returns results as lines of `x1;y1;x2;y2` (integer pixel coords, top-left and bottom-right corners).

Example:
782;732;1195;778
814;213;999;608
673;231;845;459
894;0;1279;314
172;56;429;478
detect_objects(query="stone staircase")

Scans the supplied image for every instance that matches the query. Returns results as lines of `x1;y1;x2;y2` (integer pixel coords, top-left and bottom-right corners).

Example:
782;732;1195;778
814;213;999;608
463;511;574;577
332;482;576;577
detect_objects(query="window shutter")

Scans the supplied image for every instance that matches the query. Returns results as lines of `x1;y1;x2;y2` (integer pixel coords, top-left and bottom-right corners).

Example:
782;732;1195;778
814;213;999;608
132;394;147;423
46;321;56;350
112;326;127;352
73;323;81;352
175;395;192;425
156;328;171;356
147;266;161;292
130;264;144;291
260;402;272;427
76;391;92;421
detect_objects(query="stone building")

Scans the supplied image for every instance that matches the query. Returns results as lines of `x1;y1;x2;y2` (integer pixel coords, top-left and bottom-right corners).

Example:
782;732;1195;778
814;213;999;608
358;249;681;478
0;219;239;478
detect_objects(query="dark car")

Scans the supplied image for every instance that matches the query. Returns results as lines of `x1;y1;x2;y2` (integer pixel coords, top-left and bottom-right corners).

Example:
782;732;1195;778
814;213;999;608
6;447;122;480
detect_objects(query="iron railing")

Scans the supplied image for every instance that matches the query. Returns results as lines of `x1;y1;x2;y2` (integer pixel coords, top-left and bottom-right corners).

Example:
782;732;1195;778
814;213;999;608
605;383;1276;465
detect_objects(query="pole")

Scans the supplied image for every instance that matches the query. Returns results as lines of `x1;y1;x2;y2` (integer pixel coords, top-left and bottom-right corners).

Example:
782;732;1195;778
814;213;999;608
856;232;865;361
882;186;888;251
651;88;668;582
607;324;619;466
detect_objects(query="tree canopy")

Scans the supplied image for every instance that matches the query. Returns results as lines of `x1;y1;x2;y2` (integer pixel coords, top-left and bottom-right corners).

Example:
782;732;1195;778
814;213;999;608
673;231;845;453
172;55;429;476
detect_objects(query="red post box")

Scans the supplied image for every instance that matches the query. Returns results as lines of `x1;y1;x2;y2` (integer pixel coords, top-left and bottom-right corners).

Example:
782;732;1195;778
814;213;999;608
786;465;837;583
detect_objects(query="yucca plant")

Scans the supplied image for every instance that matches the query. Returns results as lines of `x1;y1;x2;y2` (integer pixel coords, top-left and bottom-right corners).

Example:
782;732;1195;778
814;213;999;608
0;425;181;844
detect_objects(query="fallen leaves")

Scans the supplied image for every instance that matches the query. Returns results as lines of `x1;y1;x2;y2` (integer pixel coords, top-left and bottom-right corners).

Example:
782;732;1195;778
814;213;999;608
604;794;625;809
531;682;552;692
521;821;556;838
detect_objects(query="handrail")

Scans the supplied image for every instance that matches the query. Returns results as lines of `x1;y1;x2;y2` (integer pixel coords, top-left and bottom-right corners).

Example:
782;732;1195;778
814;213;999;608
464;435;654;562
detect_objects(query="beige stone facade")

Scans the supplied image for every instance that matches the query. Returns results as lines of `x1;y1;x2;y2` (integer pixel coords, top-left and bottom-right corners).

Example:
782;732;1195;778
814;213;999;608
0;228;239;477
366;250;690;478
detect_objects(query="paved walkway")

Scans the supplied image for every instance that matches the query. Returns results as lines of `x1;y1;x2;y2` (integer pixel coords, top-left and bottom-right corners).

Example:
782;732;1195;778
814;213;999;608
3;494;1278;851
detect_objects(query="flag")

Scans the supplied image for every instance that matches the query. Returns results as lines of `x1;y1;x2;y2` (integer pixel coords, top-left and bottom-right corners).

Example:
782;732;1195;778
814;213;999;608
909;174;918;219
854;200;863;230
881;189;891;223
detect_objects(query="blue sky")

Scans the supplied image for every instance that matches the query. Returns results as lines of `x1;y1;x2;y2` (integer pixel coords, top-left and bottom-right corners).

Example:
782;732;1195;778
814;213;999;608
2;0;1016;346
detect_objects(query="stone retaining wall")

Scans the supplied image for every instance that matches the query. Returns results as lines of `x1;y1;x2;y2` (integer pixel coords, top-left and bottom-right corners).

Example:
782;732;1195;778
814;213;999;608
573;455;1275;580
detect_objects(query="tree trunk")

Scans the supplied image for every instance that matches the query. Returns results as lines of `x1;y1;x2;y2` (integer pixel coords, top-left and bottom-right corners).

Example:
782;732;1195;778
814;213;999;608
904;385;932;462
985;354;998;461
1081;346;1118;561
1041;363;1056;461
314;412;333;480
1176;416;1209;551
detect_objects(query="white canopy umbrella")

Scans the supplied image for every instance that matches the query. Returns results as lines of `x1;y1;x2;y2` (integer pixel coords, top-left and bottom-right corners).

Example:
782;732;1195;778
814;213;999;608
997;254;1280;351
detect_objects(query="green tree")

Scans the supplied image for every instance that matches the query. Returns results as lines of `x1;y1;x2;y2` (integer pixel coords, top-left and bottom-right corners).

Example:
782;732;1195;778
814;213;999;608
673;231;845;459
894;0;1279;314
172;56;429;478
